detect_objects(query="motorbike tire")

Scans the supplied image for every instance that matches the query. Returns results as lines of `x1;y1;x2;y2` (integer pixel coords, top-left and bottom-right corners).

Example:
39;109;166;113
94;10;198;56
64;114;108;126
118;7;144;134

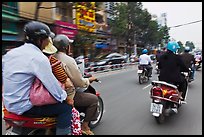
154;101;166;124
155;114;165;124
89;96;104;129
139;75;143;84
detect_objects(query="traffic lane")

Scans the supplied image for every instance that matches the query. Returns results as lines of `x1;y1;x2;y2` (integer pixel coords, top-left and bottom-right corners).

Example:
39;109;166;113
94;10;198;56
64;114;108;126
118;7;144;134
91;67;158;135
91;66;202;135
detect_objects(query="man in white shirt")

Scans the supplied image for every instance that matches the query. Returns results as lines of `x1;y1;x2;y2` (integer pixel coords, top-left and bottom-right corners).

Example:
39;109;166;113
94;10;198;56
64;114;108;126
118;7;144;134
138;49;153;77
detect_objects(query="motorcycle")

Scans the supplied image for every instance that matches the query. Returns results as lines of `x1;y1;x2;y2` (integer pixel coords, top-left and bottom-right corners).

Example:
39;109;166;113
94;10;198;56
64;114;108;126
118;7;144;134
149;73;188;124
2;77;104;135
195;58;201;70
137;65;150;84
155;62;160;74
187;66;194;83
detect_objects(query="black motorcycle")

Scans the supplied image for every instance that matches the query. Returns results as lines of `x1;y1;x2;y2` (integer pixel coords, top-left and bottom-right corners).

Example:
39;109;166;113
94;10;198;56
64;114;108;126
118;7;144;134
137;65;150;84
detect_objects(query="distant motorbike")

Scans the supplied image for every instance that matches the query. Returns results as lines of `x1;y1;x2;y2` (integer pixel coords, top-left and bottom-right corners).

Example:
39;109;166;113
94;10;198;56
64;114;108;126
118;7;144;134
195;58;201;70
137;65;150;84
149;73;188;124
155;62;160;74
187;66;194;83
3;76;104;135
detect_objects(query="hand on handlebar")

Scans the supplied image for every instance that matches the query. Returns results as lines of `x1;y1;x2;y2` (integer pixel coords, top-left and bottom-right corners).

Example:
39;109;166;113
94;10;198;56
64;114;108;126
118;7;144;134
89;76;101;83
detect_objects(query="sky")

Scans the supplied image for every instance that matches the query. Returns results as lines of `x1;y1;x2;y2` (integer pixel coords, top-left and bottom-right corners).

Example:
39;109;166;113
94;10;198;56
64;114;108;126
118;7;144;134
142;2;202;49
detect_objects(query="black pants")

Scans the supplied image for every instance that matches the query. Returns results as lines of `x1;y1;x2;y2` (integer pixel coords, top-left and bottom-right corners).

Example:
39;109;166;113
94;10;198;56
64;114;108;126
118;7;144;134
173;75;188;100
139;65;153;77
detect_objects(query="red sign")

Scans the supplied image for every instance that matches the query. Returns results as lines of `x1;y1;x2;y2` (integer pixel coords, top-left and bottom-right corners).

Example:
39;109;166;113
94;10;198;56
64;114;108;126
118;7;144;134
55;20;78;40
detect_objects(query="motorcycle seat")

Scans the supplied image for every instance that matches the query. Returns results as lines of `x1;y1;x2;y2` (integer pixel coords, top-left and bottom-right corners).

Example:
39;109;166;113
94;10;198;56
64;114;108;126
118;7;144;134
151;80;177;89
3;107;55;122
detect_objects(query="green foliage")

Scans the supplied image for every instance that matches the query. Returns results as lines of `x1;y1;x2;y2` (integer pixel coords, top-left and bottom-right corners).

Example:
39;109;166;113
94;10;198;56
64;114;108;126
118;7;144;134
109;2;170;49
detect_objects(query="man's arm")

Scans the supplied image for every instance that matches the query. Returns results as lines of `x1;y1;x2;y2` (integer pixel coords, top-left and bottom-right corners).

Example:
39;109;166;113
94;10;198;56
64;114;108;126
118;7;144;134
62;58;90;88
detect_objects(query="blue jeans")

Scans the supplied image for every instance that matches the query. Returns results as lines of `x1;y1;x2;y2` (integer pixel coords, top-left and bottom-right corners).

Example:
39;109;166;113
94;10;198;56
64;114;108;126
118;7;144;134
23;101;72;135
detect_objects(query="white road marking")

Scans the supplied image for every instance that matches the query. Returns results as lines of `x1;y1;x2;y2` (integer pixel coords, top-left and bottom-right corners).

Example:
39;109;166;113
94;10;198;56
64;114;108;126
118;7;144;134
142;84;151;90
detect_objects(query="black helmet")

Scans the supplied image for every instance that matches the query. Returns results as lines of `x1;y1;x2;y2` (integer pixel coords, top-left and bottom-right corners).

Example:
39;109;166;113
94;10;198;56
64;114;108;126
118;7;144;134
53;34;74;50
24;21;54;41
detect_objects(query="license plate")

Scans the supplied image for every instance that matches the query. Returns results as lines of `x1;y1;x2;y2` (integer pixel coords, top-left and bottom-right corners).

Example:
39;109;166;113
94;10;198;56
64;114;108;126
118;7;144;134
150;103;163;114
137;69;143;73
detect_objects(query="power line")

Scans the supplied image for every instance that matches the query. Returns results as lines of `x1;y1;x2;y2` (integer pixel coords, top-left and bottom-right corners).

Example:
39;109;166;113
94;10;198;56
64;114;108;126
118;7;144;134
169;20;202;28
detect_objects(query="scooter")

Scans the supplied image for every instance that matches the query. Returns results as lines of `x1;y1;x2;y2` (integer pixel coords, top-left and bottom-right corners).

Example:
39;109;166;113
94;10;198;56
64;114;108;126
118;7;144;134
195;58;201;70
149;73;188;124
155;62;160;74
2;79;104;135
137;65;150;84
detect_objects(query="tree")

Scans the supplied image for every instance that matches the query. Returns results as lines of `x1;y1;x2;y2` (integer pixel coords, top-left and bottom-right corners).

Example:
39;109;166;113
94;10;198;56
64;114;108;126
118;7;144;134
110;2;170;53
73;32;97;59
110;3;128;38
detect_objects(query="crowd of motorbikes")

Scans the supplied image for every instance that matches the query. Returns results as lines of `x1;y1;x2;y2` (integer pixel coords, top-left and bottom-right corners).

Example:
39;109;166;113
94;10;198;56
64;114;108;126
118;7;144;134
2;55;202;135
136;54;202;124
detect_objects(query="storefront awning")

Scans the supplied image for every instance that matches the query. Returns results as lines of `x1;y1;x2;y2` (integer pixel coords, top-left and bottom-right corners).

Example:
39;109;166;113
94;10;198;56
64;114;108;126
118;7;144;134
2;12;19;21
96;43;108;49
2;34;21;41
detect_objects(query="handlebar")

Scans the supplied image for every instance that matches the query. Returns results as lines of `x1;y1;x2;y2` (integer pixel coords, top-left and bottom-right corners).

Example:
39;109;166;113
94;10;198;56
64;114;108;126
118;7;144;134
95;79;102;83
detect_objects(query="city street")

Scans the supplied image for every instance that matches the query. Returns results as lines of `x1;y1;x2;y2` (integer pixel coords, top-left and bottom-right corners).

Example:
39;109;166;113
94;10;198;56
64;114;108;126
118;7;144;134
2;65;202;135
91;65;202;135
2;2;202;135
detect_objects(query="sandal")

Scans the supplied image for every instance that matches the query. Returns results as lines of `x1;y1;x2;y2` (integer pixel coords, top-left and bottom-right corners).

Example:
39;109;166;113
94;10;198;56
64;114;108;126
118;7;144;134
81;129;94;135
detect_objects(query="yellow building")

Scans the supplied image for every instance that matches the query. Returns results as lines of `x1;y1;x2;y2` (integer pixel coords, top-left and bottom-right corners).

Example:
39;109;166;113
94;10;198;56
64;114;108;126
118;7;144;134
18;2;55;24
75;2;96;32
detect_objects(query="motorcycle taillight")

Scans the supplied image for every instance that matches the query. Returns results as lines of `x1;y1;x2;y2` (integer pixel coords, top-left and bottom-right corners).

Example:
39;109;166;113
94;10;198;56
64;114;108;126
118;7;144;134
163;90;178;98
151;87;162;97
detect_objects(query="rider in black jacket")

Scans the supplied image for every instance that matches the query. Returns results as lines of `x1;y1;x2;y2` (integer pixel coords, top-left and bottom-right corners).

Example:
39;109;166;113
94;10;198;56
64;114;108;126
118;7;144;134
180;46;195;81
158;41;189;101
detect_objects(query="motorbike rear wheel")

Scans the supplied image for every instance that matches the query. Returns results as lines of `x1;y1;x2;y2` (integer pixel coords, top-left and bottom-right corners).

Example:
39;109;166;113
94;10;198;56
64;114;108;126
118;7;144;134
139;75;143;84
155;114;165;124
89;96;104;129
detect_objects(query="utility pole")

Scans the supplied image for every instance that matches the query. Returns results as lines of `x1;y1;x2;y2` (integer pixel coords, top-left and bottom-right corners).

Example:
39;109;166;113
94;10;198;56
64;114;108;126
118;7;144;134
134;32;137;56
127;2;131;56
34;2;42;20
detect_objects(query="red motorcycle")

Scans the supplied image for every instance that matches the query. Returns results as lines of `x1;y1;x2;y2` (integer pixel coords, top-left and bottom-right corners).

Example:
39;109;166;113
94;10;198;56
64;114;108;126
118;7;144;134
149;79;187;124
3;79;104;135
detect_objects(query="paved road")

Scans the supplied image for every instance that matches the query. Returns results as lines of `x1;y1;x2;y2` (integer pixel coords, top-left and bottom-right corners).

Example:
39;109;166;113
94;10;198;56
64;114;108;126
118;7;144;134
91;65;202;135
2;65;202;135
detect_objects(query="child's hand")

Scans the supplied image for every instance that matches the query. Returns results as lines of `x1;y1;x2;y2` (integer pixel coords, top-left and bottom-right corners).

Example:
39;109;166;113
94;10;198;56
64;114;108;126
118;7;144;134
65;78;74;89
67;98;74;106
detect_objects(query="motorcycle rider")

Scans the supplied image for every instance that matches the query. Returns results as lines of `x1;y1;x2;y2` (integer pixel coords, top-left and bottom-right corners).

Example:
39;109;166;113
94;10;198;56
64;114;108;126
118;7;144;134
138;49;153;77
194;52;202;68
53;34;98;135
42;37;76;106
2;21;73;135
158;41;189;101
156;50;163;63
180;46;195;81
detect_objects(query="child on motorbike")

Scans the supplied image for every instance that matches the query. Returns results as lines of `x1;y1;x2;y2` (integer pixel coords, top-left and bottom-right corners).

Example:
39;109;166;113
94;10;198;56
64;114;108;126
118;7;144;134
2;21;72;135
42;37;76;106
53;34;99;135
